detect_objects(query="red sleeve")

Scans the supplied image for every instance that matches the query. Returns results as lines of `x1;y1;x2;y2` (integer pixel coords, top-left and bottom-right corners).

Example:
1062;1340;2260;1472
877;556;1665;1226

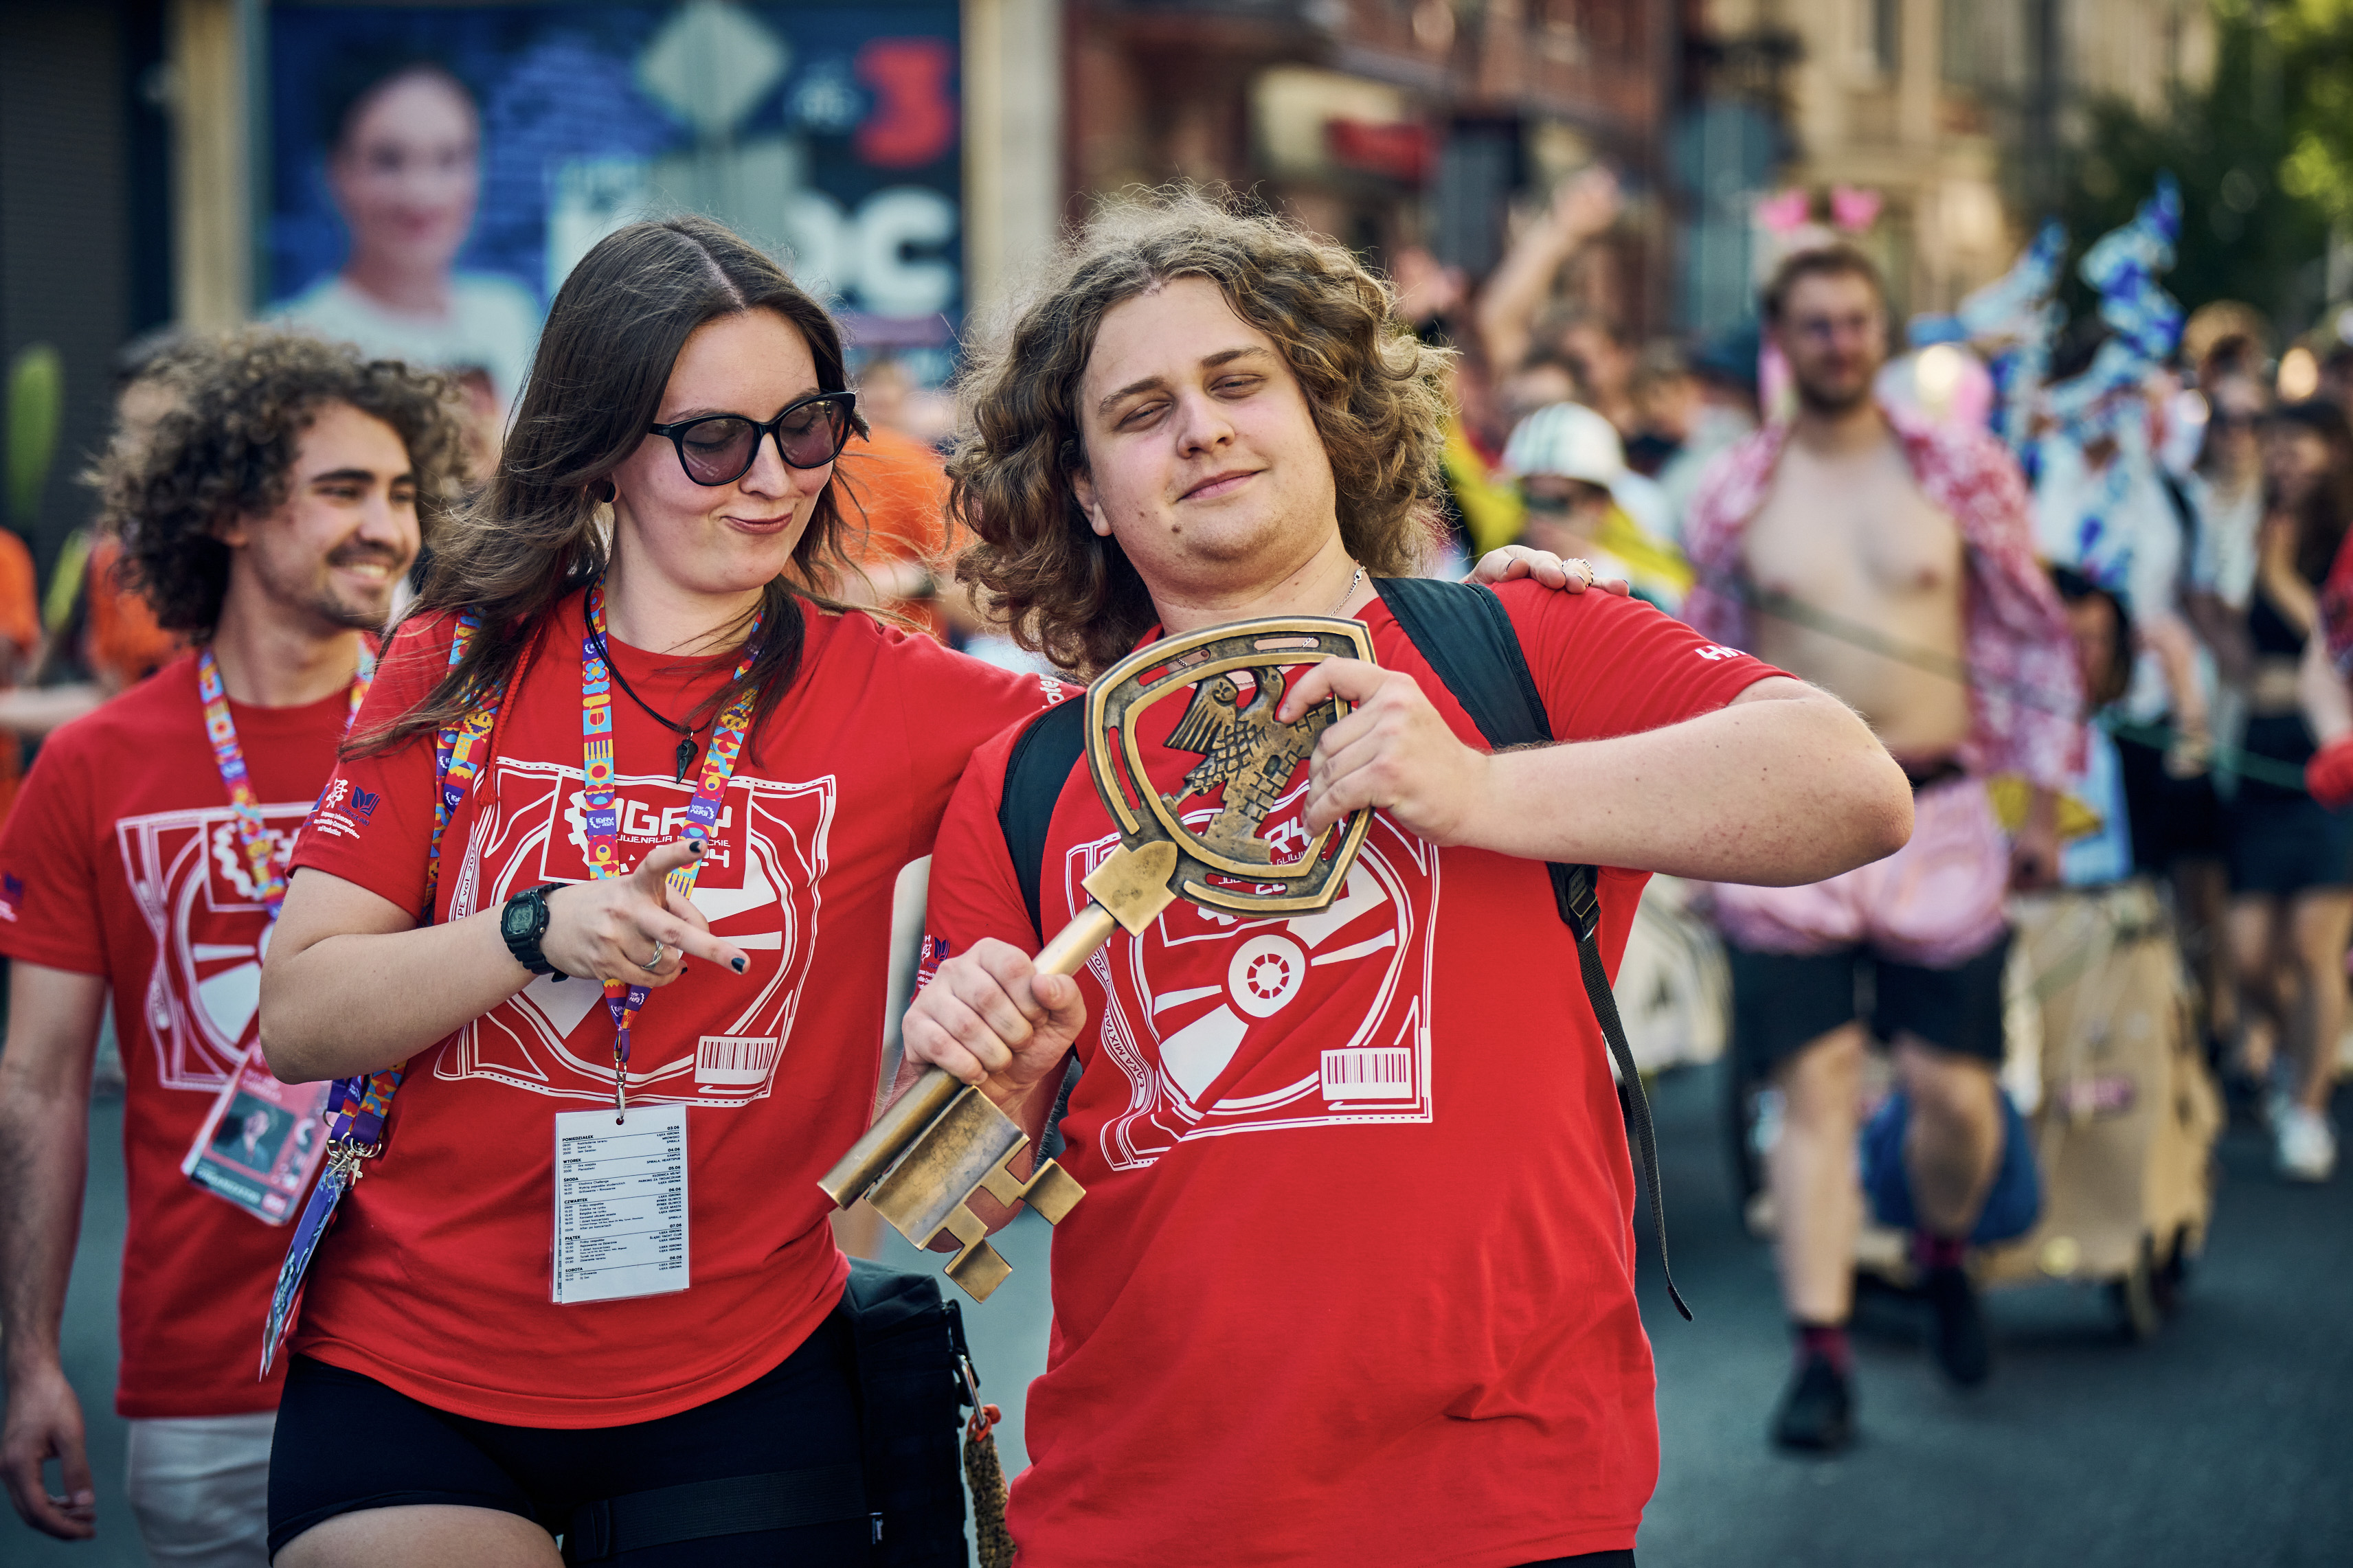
287;614;458;918
0;726;104;975
921;716;1049;962
0;529;39;660
888;626;1076;863
1498;578;1784;743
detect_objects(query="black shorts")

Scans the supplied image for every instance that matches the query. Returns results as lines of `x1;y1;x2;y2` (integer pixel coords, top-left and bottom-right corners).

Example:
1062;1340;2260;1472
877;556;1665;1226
268;1312;868;1564
2226;793;2353;896
1727;931;2012;1071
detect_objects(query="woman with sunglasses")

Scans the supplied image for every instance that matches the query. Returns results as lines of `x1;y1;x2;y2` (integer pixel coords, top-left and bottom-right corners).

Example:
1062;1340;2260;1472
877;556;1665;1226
247;218;1071;1567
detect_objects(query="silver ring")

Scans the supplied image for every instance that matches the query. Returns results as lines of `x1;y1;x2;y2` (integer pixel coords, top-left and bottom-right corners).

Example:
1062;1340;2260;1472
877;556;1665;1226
645;941;667;970
1568;557;1596;587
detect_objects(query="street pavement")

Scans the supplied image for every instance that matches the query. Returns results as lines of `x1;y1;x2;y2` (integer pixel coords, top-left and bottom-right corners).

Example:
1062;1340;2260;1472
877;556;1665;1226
9;1065;2349;1565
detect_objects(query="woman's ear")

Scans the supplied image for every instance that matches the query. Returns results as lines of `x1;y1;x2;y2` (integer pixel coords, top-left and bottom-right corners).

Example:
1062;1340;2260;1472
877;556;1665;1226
1070;469;1112;538
592;479;616;503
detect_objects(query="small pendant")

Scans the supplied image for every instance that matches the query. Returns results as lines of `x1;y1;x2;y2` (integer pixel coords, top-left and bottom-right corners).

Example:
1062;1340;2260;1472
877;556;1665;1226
675;736;698;783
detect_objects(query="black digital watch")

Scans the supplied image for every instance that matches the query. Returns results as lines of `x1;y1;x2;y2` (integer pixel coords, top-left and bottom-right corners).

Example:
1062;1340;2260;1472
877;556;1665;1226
500;881;569;979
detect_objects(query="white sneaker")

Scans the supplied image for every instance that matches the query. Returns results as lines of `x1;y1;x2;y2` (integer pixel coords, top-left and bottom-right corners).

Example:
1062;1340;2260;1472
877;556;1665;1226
2275;1105;2339;1183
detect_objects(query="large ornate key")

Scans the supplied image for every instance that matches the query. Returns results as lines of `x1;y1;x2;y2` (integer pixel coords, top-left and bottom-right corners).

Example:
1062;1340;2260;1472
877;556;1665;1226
818;617;1378;1299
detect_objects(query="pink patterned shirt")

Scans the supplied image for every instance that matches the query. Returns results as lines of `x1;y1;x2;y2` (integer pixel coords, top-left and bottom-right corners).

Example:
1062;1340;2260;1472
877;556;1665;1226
1681;405;2083;791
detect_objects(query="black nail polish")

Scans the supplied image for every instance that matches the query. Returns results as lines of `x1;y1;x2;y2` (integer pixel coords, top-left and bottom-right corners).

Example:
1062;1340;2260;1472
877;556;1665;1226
730;956;747;973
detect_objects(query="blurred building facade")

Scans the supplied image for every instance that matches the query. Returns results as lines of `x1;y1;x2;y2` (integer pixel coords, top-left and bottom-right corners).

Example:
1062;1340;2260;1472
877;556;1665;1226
1063;0;1676;333
0;0;2238;586
0;0;175;584
1678;0;2217;330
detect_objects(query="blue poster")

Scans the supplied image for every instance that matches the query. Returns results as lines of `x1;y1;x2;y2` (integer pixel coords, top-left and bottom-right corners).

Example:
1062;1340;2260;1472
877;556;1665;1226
264;1;962;406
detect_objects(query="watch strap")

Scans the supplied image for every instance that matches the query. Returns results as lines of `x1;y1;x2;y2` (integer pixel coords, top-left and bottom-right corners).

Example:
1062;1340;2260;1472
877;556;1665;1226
503;881;568;979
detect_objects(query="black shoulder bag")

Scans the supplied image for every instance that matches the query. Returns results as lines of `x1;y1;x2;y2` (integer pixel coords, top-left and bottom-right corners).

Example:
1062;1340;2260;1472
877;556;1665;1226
563;1260;989;1565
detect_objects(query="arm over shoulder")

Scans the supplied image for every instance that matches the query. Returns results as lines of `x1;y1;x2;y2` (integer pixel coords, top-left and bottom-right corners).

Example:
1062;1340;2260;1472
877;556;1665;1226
888;627;1076;862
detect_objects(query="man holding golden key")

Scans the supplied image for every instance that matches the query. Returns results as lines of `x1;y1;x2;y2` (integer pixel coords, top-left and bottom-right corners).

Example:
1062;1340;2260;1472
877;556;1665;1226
892;193;1913;1567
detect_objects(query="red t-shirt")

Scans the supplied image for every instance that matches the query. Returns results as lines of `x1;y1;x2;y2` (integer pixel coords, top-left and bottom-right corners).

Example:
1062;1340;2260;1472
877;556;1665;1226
0;655;364;1418
286;591;1063;1426
923;583;1780;1566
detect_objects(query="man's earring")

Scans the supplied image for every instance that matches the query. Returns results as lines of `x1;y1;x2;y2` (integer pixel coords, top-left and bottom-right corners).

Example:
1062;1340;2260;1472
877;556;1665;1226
593;479;616;503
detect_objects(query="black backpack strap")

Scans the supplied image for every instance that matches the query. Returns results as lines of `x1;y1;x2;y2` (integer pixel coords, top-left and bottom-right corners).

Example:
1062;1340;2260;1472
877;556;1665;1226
1372;576;1690;1321
997;698;1088;942
997;698;1090;1158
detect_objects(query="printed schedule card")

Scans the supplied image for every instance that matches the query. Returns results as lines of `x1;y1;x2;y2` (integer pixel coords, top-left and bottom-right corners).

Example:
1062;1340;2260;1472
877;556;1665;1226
552;1103;689;1305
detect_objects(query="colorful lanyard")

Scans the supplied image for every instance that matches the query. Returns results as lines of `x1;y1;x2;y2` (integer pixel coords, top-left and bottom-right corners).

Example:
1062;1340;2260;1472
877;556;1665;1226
318;611;496;1154
581;580;761;1116
195;643;375;922
272;611;499;1370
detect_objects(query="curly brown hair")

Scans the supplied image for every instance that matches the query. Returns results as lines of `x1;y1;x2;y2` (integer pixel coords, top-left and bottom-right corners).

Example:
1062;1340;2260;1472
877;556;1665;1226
949;188;1451;673
95;327;469;638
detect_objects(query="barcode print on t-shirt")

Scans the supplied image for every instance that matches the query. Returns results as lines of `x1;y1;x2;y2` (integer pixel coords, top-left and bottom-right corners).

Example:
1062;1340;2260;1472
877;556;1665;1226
694;1034;781;1088
1320;1047;1415;1100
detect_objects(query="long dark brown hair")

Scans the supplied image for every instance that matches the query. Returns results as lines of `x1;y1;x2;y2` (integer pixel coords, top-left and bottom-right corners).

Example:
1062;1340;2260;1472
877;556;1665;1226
947;188;1448;674
355;216;867;755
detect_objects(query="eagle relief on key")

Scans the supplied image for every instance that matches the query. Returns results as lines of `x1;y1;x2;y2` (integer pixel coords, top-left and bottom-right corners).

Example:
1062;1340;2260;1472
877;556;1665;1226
1159;666;1342;865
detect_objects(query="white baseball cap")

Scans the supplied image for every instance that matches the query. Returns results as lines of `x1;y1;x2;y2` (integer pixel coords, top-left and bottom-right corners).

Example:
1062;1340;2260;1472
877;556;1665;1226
1502;402;1627;486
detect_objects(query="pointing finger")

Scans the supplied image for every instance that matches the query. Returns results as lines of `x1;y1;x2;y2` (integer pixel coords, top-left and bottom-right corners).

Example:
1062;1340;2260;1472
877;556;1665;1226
641;911;749;977
633;837;705;887
663;885;713;935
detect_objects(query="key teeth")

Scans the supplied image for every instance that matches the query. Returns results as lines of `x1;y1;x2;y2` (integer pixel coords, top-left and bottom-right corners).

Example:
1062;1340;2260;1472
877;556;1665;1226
945;1238;1012;1302
1018;1159;1085;1225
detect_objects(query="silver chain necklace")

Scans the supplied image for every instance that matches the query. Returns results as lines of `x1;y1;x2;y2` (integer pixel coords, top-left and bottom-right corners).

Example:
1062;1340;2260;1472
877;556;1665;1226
1325;563;1365;617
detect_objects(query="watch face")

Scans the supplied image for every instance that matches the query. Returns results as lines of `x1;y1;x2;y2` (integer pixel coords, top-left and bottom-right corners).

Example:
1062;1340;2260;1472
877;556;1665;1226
503;896;536;940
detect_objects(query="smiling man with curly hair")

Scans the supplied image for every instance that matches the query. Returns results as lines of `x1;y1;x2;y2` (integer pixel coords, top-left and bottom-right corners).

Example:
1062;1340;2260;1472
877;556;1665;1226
901;191;1915;1565
104;329;467;640
0;327;464;1565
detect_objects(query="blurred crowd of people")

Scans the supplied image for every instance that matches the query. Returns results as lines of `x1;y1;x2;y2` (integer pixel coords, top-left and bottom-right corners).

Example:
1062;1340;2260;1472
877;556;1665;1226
3;141;2352;1558
1372;163;2353;1453
1397;163;2353;1189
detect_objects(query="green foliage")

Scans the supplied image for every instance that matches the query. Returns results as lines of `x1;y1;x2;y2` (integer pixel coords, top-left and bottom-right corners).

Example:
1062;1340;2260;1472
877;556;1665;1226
2057;2;2334;334
6;343;63;527
2275;0;2353;225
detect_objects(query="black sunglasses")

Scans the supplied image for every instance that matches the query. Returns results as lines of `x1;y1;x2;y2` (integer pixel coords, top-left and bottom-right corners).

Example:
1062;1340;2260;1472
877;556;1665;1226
646;391;858;487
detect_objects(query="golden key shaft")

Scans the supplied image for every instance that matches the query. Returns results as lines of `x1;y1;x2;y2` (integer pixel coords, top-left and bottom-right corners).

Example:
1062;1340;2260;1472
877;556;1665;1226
815;843;1180;1297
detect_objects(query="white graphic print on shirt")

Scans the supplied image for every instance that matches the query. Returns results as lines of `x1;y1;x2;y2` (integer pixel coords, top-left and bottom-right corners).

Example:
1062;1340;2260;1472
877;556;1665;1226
1068;802;1439;1170
117;803;309;1092
436;758;835;1107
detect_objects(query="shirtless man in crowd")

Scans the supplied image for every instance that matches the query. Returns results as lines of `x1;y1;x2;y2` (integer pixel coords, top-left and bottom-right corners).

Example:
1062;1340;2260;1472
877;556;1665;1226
1682;247;2082;1450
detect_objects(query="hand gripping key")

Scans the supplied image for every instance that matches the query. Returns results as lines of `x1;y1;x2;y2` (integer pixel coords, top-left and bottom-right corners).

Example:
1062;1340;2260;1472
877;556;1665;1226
818;617;1378;1299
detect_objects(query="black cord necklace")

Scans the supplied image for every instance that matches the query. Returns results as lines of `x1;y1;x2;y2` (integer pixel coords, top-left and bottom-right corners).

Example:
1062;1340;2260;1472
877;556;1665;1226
588;624;708;782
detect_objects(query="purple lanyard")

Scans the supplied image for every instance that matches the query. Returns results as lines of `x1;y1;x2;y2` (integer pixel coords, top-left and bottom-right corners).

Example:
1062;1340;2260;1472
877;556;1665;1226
580;580;762;1117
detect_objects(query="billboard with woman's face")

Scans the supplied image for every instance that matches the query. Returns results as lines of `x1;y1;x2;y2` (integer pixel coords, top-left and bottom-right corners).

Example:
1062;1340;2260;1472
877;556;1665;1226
264;1;963;416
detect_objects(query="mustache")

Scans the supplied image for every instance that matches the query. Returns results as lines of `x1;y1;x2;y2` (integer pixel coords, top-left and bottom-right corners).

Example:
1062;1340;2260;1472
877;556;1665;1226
326;541;409;570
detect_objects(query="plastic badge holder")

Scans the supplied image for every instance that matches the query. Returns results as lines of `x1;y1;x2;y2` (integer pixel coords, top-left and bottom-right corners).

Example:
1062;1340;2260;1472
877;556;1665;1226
182;1043;333;1225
